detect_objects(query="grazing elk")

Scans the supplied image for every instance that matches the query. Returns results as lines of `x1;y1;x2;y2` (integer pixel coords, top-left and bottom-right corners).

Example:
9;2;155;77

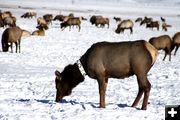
90;15;103;25
115;19;134;34
149;35;172;61
21;12;37;18
1;26;22;53
171;32;180;55
146;21;159;31
60;17;82;31
55;40;158;110
94;17;109;28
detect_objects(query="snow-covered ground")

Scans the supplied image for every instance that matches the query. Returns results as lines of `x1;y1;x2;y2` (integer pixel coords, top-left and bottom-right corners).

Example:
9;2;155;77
0;0;180;120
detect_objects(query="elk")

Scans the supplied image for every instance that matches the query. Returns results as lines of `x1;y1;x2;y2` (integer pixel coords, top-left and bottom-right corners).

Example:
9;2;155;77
60;17;81;31
149;35;172;61
1;26;22;53
146;21;159;31
115;19;134;34
172;32;180;55
55;40;158;110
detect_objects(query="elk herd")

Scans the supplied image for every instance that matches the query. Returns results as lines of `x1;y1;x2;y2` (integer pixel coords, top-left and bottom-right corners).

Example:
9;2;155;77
0;9;180;110
0;10;179;59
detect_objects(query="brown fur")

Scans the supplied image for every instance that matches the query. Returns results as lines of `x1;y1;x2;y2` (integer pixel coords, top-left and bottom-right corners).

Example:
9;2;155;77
115;19;134;34
1;26;22;53
90;15;103;25
172;32;180;55
55;40;158;110
94;17;109;28
60;17;81;32
43;14;53;25
162;22;172;31
21;12;37;18
146;21;159;30
149;35;172;61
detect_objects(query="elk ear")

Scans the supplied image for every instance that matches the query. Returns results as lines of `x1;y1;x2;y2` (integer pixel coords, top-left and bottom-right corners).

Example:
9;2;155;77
55;70;61;81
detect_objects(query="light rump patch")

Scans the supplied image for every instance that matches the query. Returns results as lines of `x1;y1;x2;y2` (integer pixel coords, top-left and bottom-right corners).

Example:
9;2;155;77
145;42;158;65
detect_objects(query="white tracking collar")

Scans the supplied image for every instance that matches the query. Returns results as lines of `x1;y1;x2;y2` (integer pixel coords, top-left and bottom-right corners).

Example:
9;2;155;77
76;60;86;76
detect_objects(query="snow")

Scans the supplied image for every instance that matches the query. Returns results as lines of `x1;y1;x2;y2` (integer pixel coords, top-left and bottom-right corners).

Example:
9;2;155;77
0;0;180;120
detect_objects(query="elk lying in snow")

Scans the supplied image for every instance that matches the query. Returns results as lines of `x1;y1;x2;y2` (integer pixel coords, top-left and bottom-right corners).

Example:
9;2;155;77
1;26;22;53
115;19;134;34
172;32;180;55
60;17;81;31
32;25;48;36
149;35;172;61
21;29;31;37
55;40;158;110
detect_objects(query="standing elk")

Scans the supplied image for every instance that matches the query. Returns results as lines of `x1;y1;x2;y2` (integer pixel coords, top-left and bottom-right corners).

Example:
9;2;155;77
1;26;22;53
94;17;109;28
115;19;134;34
149;35;172;61
55;40;158;110
146;21;159;31
172;32;180;55
60;17;82;32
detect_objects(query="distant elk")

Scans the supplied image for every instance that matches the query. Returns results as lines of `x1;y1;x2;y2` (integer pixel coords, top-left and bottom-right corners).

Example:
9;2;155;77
162;22;172;31
135;17;143;22
149;35;172;61
53;14;74;22
0;11;16;27
171;32;180;55
3;16;16;27
89;15;109;28
60;17;82;32
160;17;166;22
55;40;158;110
115;19;134;34
32;24;48;36
113;17;121;22
1;26;22;53
146;21;159;31
94;17;109;28
140;16;153;26
43;14;53;25
37;17;48;27
90;15;103;25
21;12;37;18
